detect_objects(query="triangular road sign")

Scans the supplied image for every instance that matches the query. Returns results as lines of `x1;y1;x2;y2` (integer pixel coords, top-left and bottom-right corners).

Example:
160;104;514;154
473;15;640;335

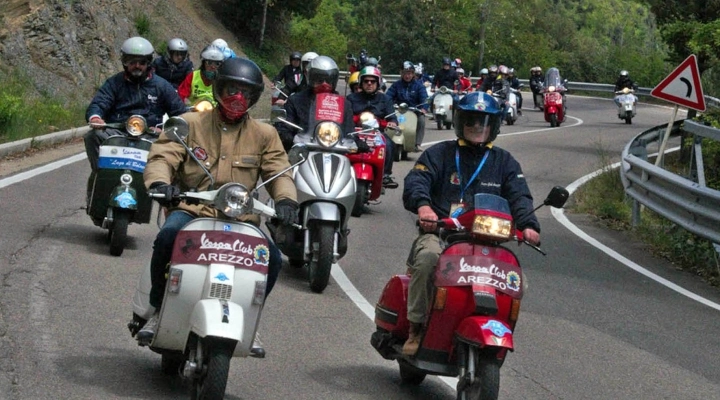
651;54;705;111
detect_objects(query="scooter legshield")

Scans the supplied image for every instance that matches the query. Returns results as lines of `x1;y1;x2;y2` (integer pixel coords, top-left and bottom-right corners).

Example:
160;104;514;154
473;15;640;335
455;316;514;350
189;299;245;341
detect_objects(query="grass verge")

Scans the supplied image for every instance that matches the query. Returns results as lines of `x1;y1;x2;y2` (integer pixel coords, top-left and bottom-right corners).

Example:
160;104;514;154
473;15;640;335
569;144;720;287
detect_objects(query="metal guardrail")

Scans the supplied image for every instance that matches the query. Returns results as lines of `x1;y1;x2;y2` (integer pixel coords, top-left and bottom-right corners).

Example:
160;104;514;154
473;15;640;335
620;120;720;243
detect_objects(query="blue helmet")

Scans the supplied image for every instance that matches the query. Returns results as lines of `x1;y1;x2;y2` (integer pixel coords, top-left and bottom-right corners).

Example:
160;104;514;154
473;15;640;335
454;92;503;143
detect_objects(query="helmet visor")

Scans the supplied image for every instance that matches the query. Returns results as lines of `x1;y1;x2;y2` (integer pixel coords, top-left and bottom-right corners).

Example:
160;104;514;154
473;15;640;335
457;111;501;143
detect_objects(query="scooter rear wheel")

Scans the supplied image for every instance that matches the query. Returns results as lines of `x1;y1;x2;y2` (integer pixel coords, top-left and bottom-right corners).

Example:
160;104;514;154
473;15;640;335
399;360;426;385
109;209;130;257
308;222;334;293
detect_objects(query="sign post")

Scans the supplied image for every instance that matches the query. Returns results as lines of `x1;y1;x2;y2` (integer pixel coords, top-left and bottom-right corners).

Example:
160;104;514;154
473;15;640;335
650;54;705;166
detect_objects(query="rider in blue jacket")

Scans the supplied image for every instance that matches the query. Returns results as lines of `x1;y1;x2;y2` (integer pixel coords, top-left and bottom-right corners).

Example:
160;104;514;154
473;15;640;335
386;61;428;152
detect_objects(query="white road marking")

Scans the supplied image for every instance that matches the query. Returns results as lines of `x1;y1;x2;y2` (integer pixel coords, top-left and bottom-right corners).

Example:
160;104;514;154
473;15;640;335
0;152;85;189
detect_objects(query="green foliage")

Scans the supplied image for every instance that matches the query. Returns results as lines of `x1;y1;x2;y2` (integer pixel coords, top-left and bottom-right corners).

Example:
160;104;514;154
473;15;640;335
288;0;353;63
134;12;152;37
0;68;85;144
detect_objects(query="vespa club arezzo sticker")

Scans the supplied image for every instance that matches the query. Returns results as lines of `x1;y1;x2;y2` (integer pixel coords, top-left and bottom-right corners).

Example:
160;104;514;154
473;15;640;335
171;230;270;274
435;253;523;298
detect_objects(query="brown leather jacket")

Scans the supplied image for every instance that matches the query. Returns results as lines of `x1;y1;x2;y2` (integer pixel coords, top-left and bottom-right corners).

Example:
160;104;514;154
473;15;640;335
144;109;296;226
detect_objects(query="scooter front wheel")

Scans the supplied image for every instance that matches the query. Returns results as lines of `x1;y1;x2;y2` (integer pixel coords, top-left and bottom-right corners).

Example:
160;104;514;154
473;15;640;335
550;114;558;128
351;181;370;217
457;353;500;400
308;222;334;293
109;209;130;257
399;360;426;385
190;337;235;400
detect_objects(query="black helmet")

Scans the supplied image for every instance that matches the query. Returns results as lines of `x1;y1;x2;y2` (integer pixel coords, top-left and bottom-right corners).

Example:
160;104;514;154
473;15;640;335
290;51;302;61
213;58;265;119
453;92;503;144
442;57;451;66
308;55;339;91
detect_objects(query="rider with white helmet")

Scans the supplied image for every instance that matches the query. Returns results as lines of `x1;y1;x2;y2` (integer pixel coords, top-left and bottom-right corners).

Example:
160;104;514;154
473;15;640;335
151;38;194;89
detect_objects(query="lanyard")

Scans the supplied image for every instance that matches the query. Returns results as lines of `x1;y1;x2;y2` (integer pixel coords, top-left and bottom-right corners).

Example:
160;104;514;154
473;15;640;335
455;147;490;202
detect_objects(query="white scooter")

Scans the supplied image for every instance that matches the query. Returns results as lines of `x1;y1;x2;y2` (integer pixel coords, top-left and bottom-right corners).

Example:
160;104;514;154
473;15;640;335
392;103;420;161
614;87;637;124
433;86;454;130
128;117;308;399
504;84;524;125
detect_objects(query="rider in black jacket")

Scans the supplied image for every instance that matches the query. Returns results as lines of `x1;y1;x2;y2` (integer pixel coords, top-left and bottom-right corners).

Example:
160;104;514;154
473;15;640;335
273;51;304;97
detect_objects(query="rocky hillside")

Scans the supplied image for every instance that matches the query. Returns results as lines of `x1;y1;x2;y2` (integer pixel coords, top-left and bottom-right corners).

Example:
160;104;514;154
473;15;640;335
0;0;272;113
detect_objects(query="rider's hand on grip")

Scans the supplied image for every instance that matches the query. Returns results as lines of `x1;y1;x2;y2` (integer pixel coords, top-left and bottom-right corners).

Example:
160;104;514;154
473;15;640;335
418;205;438;233
89;116;105;129
275;199;299;226
353;136;372;153
149;182;181;207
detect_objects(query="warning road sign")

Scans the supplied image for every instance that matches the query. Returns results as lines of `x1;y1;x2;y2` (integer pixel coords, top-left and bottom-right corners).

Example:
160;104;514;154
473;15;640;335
651;54;705;111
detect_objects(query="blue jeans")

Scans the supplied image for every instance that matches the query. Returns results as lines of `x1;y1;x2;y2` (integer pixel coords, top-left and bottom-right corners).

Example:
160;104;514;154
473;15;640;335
382;132;395;176
149;211;283;308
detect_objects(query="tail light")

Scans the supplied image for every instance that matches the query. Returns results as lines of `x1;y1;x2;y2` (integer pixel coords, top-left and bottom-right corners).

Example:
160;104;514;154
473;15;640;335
168;268;183;294
253;281;266;305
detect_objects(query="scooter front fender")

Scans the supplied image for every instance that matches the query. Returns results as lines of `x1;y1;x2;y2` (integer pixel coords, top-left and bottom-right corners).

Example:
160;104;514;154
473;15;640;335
189;299;245;342
546;105;557;115
109;186;138;210
353;162;375;182
304;201;342;224
455;316;514;351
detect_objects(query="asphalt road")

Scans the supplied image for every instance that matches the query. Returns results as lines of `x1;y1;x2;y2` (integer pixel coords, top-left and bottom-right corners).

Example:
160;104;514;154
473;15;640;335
0;94;719;399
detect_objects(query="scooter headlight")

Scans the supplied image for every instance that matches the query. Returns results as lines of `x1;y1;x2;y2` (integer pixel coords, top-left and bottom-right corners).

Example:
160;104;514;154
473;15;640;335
547;86;556;93
125;115;147;136
120;173;133;186
214;183;252;218
472;215;513;239
315;121;341;148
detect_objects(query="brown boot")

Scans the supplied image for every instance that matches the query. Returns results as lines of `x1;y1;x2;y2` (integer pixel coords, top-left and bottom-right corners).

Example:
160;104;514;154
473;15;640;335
402;323;423;356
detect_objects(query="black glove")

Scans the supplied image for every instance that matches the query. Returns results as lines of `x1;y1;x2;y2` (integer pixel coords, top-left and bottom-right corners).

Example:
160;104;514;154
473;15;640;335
274;199;298;226
149;182;180;207
353;136;371;153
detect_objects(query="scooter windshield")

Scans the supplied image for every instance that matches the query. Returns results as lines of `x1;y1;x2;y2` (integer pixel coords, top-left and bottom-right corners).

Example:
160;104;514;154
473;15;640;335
545;68;563;89
472;193;511;215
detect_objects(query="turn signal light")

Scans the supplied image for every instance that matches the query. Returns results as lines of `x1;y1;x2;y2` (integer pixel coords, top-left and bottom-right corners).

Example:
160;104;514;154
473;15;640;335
509;298;521;323
433;287;447;310
168;268;183;294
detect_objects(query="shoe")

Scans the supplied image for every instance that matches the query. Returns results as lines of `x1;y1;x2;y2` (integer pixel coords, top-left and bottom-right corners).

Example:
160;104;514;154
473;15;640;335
402;323;423;356
137;312;159;345
517;109;523;116
414;145;423;152
382;175;399;189
250;332;265;358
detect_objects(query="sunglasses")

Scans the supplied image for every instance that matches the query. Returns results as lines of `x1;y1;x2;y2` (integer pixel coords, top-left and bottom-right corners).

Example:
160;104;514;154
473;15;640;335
362;79;378;85
462;113;490;127
205;60;222;67
125;59;149;67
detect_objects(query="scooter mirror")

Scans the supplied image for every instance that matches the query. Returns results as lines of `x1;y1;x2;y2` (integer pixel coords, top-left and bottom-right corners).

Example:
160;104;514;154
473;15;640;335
271;108;288;123
287;144;309;165
163;117;190;143
543;186;570;208
397;103;409;113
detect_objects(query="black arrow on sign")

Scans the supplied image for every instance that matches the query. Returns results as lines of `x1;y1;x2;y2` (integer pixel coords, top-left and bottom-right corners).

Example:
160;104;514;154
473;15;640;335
680;77;692;97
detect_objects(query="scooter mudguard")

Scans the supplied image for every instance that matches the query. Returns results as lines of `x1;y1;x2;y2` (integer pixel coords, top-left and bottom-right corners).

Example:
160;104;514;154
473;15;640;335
189;299;245;342
375;275;410;337
109;187;138;210
546;105;557;115
353;162;375;182
455;316;514;351
304;201;341;223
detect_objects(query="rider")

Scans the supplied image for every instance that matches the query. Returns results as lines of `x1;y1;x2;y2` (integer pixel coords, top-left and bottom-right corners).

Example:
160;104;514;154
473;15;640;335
177;44;225;106
275;55;368;153
507;67;523;114
273;51;303;97
347;66;400;189
137;57;299;357
211;38;237;60
347;71;362;94
453;68;472;93
431;57;459;113
151;37;194;89
386;61;428;152
529;66;545;108
401;92;541;356
297;51;319;91
613;70;638;106
85;36;186;172
474;68;489;90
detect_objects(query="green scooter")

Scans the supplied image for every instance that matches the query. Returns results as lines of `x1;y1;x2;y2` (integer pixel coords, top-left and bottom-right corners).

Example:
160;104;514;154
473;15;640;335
86;115;156;256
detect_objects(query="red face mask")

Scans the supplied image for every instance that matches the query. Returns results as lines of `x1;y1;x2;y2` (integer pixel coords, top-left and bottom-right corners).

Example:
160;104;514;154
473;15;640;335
313;82;333;94
218;92;249;121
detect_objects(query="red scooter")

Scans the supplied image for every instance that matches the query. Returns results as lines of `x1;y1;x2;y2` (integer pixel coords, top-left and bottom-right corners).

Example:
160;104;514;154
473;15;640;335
542;67;568;127
346;111;390;217
371;187;568;399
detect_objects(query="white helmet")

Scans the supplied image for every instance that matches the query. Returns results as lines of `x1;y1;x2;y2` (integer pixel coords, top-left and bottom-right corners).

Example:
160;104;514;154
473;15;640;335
211;38;228;49
456;68;465;75
301;51;319;72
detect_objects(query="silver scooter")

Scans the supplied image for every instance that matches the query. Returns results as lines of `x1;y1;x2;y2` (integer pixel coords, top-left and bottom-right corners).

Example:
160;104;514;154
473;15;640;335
269;112;358;293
